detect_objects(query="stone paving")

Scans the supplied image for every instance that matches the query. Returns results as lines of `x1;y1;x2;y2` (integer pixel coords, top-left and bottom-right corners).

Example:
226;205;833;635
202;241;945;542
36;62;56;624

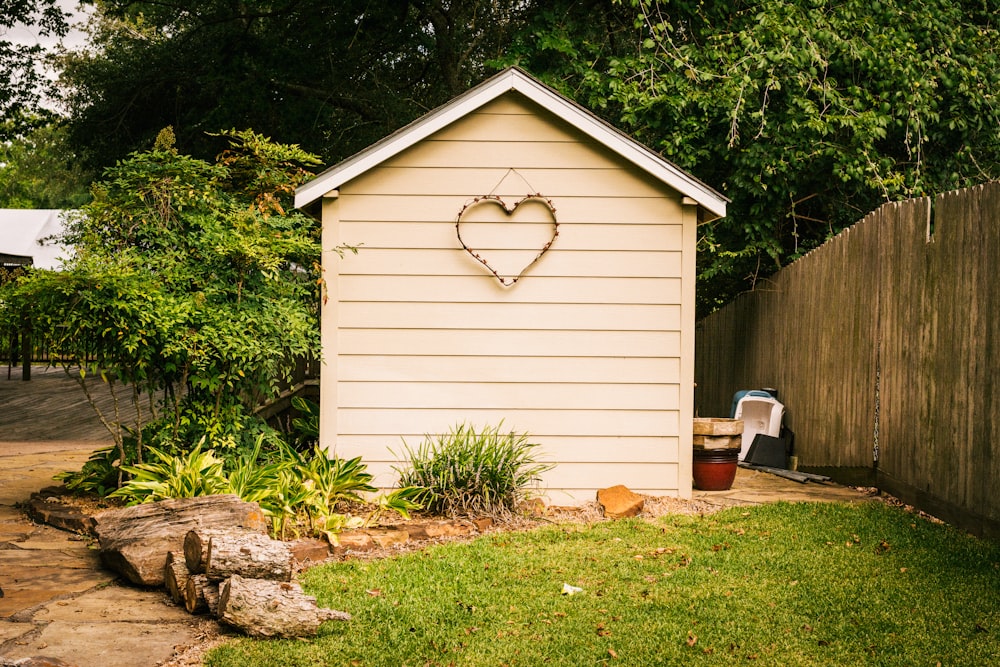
693;465;870;509
0;442;217;667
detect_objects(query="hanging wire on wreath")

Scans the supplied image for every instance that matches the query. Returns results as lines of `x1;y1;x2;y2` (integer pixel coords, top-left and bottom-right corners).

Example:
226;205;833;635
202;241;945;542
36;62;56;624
455;169;558;287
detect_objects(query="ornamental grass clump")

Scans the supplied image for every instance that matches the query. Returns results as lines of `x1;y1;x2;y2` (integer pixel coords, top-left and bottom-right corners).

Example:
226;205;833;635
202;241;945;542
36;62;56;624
395;422;552;518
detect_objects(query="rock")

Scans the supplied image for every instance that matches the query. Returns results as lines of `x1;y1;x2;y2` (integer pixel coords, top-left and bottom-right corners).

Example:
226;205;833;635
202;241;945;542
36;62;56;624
333;531;373;552
472;517;494;533
0;658;79;667
26;493;96;535
368;528;409;549
597;485;645;519
404;520;475;540
289;538;333;563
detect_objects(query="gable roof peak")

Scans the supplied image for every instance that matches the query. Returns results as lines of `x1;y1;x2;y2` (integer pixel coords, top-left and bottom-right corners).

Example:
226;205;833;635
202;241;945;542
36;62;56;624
295;67;726;218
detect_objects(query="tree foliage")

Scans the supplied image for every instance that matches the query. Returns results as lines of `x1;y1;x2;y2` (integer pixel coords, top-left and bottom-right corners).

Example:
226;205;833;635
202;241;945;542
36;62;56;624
504;0;1000;312
55;0;1000;311
59;0;535;170
0;119;92;208
0;0;69;140
0;128;327;475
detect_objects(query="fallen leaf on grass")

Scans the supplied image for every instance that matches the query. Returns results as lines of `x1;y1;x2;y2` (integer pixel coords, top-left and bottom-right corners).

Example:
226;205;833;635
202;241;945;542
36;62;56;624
686;632;698;647
607;648;618;659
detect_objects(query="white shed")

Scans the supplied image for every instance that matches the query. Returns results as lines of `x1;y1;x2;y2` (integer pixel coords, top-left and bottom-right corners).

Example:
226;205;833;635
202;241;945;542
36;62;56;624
295;67;727;504
0;209;70;270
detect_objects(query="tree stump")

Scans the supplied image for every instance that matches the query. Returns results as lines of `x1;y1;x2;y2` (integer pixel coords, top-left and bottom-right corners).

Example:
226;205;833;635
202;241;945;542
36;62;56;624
93;495;268;586
164;551;190;605
202;530;294;582
184;573;220;615
217;575;350;638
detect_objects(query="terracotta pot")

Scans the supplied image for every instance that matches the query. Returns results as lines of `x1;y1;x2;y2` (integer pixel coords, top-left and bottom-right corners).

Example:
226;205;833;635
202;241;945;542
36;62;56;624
692;448;738;491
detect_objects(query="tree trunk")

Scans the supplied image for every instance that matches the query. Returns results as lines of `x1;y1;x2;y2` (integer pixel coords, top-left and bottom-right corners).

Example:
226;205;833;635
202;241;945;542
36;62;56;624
185;573;220;615
217;575;350;638
203;530;293;582
164;551;189;605
94;495;268;586
183;528;232;574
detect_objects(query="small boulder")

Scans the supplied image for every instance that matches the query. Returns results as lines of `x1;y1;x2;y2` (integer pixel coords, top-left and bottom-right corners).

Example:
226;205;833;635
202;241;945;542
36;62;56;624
289;538;333;564
597;485;645;519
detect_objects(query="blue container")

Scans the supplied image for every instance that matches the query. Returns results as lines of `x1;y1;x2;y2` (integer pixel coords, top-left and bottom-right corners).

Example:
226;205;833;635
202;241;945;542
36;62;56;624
729;389;774;418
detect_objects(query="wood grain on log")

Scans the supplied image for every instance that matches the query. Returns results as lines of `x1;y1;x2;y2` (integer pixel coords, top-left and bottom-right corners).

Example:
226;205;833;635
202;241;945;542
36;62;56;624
183;528;232;574
93;495;268;586
217;575;350;638
185;573;220;615
205;531;293;582
164;551;190;605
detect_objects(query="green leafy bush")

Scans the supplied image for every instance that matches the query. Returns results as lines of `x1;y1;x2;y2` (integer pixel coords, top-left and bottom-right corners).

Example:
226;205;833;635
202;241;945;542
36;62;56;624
394;422;552;518
104;435;422;541
109;441;229;502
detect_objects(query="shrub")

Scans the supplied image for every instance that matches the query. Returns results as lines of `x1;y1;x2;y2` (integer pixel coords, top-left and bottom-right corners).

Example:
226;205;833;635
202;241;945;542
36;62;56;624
394;422;552;518
103;435;423;541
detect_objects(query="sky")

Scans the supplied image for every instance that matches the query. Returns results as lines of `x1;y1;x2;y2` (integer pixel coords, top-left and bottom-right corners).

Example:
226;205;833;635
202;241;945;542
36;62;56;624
5;0;93;53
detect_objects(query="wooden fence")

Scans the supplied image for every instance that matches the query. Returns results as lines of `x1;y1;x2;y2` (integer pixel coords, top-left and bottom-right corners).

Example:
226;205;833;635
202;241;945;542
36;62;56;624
695;182;1000;538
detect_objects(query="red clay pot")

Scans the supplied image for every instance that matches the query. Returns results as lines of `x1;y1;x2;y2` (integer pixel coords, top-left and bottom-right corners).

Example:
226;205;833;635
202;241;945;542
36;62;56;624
692;448;739;491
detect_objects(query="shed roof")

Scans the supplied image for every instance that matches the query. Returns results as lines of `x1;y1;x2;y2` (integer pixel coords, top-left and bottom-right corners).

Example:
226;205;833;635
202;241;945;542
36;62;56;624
295;67;727;218
0;209;70;270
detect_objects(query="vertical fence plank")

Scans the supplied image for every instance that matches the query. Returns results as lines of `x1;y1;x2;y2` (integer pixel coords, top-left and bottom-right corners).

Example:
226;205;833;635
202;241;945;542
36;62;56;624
697;182;1000;535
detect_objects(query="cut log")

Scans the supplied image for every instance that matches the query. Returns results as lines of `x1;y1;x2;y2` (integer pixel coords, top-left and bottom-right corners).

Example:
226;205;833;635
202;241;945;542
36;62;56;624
164;551;190;605
184;528;233;574
217;574;351;638
93;494;268;586
204;530;293;582
185;573;220;615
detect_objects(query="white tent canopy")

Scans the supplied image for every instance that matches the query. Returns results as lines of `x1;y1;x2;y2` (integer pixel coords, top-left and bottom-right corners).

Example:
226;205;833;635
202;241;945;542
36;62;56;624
0;209;71;269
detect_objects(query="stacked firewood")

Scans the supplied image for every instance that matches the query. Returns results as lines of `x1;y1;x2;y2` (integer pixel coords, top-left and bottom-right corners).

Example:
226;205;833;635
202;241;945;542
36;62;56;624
93;495;350;638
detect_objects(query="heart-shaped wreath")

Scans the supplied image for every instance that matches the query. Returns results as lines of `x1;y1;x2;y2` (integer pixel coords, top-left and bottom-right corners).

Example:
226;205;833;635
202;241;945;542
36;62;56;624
455;193;558;287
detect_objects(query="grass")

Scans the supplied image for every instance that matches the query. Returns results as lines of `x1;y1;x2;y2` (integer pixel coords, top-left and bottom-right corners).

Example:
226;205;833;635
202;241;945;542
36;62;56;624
203;501;1000;666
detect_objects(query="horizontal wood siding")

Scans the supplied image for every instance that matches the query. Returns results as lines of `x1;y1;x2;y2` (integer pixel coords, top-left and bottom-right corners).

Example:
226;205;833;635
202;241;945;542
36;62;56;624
323;93;691;499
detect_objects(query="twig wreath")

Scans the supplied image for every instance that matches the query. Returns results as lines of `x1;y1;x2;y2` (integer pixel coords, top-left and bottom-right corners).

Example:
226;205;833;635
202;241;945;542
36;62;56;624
455;170;558;287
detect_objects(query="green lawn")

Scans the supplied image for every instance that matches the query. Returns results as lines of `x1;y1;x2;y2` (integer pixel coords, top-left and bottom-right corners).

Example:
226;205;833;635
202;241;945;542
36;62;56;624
204;501;1000;666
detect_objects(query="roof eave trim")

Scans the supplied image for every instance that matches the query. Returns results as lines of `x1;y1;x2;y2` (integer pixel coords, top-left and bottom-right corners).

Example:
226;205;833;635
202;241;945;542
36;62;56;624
295;68;727;218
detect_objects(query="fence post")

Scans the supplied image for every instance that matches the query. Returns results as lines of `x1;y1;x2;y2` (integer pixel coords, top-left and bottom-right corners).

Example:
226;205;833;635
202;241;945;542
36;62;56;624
21;325;31;381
